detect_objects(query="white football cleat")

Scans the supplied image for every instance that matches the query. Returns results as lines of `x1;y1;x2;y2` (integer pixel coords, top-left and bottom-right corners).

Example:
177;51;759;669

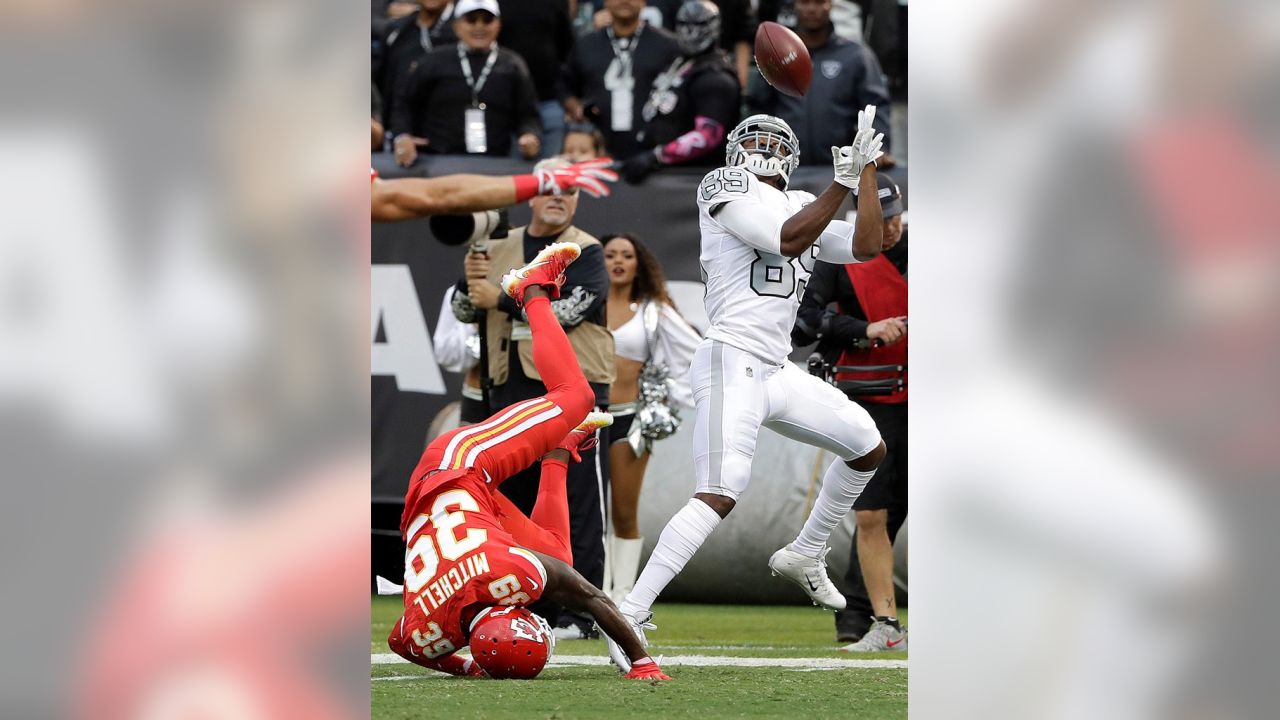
601;607;656;673
768;545;847;611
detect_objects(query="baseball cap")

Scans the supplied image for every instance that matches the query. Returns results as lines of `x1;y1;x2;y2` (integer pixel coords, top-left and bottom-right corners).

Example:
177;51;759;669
454;0;500;17
852;171;904;219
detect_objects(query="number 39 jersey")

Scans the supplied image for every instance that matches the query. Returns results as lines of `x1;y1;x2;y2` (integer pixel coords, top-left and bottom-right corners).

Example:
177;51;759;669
696;166;821;365
394;471;548;662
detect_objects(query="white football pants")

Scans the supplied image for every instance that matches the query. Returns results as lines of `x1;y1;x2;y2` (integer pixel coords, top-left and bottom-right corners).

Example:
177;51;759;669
690;339;882;500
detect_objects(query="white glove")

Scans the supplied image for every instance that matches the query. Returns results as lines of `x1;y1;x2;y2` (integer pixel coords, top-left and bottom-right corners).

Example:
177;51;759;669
831;105;885;188
831;131;883;188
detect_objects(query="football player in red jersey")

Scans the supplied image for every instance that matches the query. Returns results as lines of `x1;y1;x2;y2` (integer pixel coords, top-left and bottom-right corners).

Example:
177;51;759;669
386;241;672;681
370;159;619;222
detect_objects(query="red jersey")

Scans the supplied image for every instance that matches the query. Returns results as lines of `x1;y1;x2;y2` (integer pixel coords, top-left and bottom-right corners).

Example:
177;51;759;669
391;471;547;663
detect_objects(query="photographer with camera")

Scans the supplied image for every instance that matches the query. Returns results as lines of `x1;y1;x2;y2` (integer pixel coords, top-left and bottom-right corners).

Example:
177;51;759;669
792;171;907;652
370;160;617;222
451;158;614;641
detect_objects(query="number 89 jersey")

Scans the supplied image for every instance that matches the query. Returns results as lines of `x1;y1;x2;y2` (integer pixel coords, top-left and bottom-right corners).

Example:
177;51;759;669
394;473;548;662
696;166;820;365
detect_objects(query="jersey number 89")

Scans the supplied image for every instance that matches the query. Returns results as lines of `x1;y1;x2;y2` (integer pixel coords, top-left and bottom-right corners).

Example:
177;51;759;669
750;245;817;299
700;167;749;201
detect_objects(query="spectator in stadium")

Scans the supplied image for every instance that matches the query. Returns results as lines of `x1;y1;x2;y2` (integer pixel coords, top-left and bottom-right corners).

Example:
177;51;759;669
747;0;896;167
433;285;487;424
792;171;907;651
390;0;541;166
616;0;757;90
857;0;906;99
600;233;700;604
376;0;457;130
559;0;681;159
370;158;617;221
709;0;757;90
497;0;576;159
621;0;741;184
759;0;865;42
371;85;386;151
372;0;420;42
561;123;609;161
455;158;615;640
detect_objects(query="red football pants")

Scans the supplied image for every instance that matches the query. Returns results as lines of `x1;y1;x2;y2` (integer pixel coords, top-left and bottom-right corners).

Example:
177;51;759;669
420;296;589;562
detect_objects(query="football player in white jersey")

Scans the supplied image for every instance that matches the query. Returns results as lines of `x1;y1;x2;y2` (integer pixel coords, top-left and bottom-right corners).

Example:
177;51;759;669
607;107;889;670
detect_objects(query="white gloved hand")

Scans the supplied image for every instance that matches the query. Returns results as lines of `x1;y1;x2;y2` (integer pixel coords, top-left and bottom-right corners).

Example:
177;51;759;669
857;104;877;134
831;105;886;188
831;131;883;188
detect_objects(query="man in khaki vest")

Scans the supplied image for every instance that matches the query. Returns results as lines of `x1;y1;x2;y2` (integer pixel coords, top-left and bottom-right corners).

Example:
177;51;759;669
459;158;614;640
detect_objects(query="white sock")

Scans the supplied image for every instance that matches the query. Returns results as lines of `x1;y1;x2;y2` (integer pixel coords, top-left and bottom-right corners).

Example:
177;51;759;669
791;459;874;557
621;499;721;615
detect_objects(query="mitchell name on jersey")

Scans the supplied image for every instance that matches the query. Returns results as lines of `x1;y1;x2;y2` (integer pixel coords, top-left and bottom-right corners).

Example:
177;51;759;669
696;166;861;365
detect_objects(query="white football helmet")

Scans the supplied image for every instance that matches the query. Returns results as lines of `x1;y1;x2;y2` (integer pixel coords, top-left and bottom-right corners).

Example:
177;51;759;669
725;114;800;187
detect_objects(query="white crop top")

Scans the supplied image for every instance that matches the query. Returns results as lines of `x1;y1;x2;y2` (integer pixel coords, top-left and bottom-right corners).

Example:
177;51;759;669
611;308;648;362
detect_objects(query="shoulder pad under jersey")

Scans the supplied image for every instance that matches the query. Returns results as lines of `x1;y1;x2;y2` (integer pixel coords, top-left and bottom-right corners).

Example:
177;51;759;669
697;166;757;209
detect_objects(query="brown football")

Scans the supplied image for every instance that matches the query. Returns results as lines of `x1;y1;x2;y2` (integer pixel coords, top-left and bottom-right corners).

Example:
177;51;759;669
754;21;812;98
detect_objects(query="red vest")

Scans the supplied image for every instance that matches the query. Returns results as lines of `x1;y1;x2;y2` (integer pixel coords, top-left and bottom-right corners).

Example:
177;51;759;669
835;255;907;404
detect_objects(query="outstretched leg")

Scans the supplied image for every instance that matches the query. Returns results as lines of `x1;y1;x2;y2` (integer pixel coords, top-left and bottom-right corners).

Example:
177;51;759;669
419;244;593;482
492;413;613;565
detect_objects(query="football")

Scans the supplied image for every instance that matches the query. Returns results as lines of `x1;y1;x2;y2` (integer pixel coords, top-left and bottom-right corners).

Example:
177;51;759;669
754;21;812;98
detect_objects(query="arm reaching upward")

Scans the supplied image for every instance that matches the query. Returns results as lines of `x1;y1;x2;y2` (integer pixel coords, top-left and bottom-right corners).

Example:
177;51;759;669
777;106;885;258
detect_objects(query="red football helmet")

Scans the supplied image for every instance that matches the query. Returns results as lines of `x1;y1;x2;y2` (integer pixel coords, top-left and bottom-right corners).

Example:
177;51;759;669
468;606;555;679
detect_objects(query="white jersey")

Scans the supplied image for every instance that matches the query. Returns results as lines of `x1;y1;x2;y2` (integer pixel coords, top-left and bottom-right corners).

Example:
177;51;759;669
696;166;856;364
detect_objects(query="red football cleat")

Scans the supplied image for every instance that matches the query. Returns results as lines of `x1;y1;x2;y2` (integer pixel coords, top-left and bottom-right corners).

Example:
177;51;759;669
623;657;671;681
501;241;581;306
557;412;613;463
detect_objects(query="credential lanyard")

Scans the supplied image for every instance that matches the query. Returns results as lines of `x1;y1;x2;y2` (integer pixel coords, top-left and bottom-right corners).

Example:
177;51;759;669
605;25;643;132
458;42;499;109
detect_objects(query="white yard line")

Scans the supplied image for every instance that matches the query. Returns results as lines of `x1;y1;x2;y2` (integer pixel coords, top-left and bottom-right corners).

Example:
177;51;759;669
371;653;906;675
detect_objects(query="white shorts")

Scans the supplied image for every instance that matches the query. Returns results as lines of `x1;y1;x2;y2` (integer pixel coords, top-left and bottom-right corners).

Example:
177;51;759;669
690;340;882;500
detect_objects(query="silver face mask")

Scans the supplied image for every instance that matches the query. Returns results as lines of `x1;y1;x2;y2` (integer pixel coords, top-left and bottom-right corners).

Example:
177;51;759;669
725;114;800;187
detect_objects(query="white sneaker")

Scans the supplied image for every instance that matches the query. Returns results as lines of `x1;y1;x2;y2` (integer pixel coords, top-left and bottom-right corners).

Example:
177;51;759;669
601;607;655;673
840;618;907;652
768;545;847;611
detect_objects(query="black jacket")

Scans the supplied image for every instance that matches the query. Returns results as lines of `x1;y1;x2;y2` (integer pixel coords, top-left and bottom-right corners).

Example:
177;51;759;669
391;44;541;156
497;0;575;102
640;51;740;162
747;29;892;163
375;9;457;126
793;235;907;353
558;24;681;158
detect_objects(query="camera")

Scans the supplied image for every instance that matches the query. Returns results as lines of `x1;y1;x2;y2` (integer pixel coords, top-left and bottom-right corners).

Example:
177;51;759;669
428;208;510;247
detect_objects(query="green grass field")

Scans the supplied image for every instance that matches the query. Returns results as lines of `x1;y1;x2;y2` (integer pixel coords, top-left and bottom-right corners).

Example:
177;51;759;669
371;596;907;719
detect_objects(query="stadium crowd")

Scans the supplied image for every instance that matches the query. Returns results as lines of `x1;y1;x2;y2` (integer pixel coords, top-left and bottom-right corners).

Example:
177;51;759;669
372;0;908;648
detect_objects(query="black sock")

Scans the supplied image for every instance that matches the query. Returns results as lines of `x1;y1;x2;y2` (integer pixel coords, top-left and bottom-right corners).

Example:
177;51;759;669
875;616;902;631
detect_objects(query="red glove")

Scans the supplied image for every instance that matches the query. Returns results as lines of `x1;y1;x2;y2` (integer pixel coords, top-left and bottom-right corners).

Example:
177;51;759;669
513;158;619;201
623;656;672;681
